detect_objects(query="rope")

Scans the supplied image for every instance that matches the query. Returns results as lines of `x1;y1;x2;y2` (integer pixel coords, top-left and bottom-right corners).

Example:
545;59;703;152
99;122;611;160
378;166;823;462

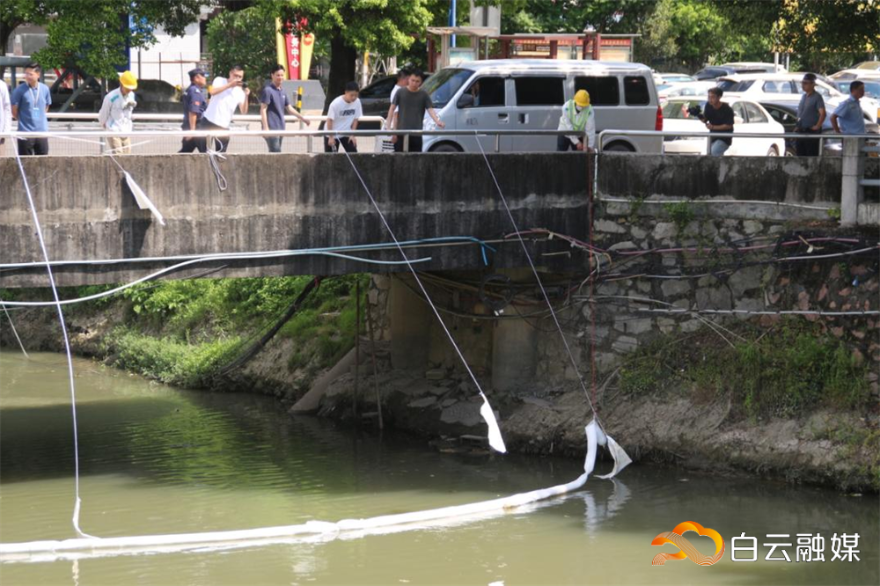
337;137;506;453
13;150;94;539
0;301;29;358
0;251;430;308
475;135;601;422
207;142;228;191
213;277;322;378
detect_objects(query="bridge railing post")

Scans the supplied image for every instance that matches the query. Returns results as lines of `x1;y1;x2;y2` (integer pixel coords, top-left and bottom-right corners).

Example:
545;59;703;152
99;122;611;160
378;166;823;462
840;136;865;227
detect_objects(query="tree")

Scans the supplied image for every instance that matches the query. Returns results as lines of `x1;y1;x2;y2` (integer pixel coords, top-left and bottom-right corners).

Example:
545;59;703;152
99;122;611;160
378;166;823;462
637;0;768;71
1;0;207;79
206;6;277;96
499;0;655;35
259;0;433;112
712;0;880;67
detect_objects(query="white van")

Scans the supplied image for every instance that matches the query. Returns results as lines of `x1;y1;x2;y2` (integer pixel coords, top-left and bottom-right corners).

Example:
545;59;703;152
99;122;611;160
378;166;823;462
419;59;663;154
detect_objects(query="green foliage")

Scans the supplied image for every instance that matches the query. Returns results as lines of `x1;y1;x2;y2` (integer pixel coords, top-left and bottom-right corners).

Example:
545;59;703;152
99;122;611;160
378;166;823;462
637;0;769;70
5;0;207;78
206;6;278;95
826;207;842;221
712;0;880;57
107;327;241;387
662;201;695;234
499;0;654;35
619;320;872;420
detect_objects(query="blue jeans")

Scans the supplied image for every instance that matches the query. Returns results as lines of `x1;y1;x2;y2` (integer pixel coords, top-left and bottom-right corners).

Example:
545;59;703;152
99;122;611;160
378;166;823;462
710;139;730;156
265;136;283;153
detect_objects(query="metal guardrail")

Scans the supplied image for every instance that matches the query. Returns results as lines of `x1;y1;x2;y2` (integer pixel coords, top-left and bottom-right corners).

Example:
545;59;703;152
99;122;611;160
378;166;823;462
597;128;879;156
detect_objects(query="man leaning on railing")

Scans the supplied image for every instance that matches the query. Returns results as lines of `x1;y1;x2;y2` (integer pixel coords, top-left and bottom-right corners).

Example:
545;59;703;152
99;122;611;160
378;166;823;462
98;71;138;155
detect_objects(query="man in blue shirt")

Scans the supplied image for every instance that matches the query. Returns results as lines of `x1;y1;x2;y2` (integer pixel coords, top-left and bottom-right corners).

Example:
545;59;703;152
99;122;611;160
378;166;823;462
10;62;52;156
830;80;867;135
179;68;208;153
260;64;309;153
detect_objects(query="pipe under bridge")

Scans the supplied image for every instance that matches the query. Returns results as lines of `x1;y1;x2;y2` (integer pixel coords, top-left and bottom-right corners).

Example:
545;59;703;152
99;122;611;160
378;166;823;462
0;153;592;288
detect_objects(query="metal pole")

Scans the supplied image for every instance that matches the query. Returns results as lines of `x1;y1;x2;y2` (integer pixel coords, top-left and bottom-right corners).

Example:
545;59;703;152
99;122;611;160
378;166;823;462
404;134;410;151
365;285;383;430
354;279;360;417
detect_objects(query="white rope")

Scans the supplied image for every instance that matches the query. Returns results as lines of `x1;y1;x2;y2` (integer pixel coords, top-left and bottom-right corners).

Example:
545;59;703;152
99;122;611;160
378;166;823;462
337;138;506;453
0;421;629;562
475;136;603;422
0;301;29;358
12;151;94;539
0;251;431;308
207;141;228;191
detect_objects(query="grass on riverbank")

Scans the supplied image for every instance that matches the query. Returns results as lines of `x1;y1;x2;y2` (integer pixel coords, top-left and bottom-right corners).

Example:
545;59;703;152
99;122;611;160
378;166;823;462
1;275;369;389
618;319;873;420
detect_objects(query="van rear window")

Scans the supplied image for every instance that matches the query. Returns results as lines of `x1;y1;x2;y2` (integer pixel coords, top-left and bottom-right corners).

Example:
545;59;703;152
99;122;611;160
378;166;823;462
514;77;565;106
574;76;619;105
624;76;650;105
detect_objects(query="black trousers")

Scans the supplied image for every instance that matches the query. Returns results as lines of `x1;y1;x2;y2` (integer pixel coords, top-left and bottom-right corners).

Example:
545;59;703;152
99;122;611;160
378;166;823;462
324;136;357;153
16;137;49;156
557;136;583;151
393;135;422;152
795;127;821;157
197;118;230;153
179;135;207;153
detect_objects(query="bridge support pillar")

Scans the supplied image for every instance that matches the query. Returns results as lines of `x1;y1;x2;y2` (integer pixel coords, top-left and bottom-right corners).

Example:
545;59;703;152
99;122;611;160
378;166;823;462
491;316;537;393
389;276;432;372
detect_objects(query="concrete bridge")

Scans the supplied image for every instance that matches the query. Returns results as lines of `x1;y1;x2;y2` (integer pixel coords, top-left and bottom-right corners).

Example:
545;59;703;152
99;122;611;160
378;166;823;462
1;149;875;288
0;153;591;288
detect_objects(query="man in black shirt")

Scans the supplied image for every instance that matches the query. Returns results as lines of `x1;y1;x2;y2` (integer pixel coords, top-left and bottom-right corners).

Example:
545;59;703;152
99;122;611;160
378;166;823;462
701;87;734;156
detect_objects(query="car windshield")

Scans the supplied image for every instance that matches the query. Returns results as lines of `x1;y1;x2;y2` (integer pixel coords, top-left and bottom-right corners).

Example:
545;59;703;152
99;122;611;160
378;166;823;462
421;68;473;108
716;79;755;92
662;100;706;119
855;62;880;71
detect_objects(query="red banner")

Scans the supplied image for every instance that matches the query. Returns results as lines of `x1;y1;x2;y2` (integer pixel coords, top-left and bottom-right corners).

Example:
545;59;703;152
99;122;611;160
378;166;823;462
285;33;301;80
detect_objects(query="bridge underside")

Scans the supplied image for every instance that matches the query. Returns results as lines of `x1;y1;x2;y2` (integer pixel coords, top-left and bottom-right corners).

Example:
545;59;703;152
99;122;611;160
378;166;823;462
0;153;591;288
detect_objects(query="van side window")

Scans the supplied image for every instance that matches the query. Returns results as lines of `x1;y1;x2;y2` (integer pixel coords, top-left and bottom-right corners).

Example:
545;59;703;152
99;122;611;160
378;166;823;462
464;77;505;107
574;76;619;105
513;76;565;106
623;76;650;105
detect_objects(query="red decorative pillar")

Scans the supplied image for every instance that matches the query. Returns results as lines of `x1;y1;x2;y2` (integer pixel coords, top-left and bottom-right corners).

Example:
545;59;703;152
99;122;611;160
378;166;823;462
549;40;558;60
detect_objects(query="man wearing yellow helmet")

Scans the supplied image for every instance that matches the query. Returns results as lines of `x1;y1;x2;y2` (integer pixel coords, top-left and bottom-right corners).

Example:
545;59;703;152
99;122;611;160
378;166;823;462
98;70;138;154
557;89;595;152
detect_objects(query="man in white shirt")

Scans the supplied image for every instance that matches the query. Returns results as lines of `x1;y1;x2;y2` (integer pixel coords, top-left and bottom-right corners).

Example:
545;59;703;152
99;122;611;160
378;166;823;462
326;81;363;152
98;70;138;154
0;80;11;154
200;65;250;152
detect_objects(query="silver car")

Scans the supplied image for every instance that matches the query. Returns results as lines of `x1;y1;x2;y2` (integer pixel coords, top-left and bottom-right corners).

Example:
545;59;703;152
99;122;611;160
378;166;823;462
418;59;663;154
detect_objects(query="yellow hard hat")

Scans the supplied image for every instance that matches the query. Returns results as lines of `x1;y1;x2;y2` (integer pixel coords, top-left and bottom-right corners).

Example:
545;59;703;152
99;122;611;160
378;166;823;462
119;70;138;90
574;90;590;107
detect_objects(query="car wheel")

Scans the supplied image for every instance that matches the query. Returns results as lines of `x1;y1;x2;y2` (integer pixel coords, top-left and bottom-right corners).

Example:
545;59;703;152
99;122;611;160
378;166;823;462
766;145;779;157
603;143;634;153
784;146;797;156
430;143;462;153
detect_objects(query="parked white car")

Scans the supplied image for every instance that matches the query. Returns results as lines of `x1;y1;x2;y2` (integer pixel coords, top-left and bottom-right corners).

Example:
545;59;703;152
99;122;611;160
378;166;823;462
716;73;880;123
662;97;786;156
658;81;719;104
419;59;663;154
719;62;787;73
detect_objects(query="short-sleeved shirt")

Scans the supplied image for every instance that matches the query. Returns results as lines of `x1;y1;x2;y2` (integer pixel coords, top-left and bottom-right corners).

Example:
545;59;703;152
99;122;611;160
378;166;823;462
392;89;433;130
0;81;11;134
10;82;51;132
797;91;825;129
204;77;246;128
181;84;207;130
704;102;735;146
327;95;362;132
832;96;866;135
259;83;290;130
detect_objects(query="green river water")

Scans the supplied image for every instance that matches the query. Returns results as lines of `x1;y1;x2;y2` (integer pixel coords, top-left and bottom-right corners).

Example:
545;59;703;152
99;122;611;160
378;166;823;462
0;352;877;586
